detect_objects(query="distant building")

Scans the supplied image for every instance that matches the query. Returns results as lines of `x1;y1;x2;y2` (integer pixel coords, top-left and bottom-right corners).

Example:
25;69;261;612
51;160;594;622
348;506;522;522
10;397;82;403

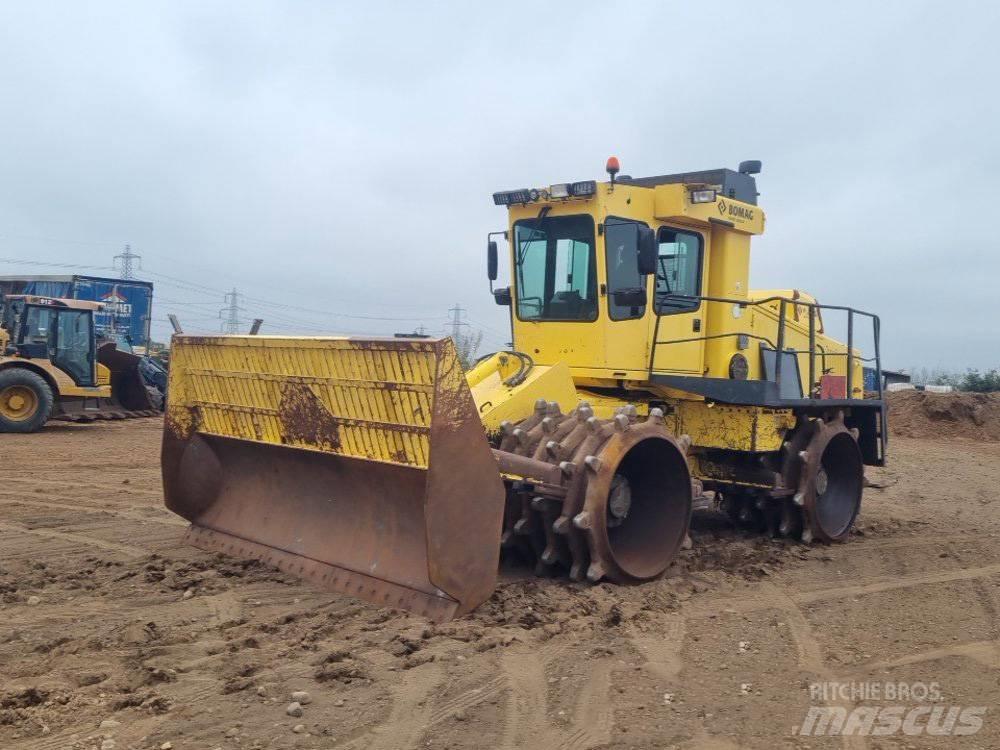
863;367;911;393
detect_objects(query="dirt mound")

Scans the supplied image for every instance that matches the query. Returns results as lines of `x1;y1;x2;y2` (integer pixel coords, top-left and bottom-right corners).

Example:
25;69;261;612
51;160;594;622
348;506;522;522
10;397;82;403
888;389;1000;440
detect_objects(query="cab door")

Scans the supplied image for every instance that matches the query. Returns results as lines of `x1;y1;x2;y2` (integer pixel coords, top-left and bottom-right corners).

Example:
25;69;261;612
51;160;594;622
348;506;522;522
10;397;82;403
50;309;96;386
649;226;707;374
602;217;651;373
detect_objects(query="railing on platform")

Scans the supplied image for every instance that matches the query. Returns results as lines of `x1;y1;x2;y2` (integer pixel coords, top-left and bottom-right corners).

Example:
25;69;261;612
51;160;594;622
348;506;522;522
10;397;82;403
648;293;883;404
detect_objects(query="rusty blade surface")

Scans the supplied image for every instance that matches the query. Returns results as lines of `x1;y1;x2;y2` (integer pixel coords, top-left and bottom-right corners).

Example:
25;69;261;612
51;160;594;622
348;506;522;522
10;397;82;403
161;336;506;621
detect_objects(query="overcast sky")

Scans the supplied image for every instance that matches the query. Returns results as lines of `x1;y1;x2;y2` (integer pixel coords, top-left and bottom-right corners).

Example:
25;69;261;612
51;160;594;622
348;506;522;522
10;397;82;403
1;1;998;371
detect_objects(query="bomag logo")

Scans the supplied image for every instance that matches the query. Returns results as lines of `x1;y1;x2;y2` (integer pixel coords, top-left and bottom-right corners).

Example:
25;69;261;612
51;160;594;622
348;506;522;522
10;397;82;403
717;199;754;222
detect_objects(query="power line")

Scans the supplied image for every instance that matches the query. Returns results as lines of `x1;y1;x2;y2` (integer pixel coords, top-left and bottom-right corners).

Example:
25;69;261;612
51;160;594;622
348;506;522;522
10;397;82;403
0;231;121;248
240;294;437;322
142;266;436;322
465;315;512;342
0;256;117;272
2;252;464;341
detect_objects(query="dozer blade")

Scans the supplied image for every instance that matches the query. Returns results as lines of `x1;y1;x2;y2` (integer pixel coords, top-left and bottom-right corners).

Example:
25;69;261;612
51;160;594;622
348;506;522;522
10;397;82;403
161;335;506;621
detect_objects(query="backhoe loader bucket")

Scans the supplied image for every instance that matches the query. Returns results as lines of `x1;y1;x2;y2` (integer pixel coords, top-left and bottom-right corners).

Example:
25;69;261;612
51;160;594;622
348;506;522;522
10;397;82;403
161;335;506;621
97;342;159;412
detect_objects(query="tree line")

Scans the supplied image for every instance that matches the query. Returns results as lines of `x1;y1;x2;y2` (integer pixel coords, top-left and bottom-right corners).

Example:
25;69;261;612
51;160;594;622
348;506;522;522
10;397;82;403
909;367;1000;393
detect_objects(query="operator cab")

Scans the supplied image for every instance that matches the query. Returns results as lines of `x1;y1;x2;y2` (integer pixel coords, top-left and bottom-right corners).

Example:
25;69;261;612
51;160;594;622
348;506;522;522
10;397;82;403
1;295;101;387
488;158;767;380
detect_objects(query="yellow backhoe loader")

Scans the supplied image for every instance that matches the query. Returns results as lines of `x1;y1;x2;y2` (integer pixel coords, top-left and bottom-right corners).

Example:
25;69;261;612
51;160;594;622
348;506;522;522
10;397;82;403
162;159;886;621
0;295;159;432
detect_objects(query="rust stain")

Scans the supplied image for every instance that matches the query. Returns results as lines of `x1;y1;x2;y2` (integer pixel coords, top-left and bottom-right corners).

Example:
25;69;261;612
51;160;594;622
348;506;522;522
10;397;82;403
164;407;197;440
278;383;342;451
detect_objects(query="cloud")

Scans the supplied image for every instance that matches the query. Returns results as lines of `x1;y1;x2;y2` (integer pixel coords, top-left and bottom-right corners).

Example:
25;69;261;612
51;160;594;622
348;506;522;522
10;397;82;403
1;1;997;367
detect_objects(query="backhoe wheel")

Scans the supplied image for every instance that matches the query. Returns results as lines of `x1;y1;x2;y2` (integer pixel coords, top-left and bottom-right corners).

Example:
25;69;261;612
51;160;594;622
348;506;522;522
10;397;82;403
0;369;54;433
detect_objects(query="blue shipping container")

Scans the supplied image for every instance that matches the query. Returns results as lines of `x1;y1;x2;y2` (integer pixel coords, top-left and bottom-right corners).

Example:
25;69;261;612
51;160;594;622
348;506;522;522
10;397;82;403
863;367;879;392
0;274;153;347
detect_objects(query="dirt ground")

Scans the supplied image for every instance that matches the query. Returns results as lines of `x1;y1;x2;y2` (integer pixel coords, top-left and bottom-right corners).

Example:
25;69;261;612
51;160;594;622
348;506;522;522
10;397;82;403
3;414;1000;749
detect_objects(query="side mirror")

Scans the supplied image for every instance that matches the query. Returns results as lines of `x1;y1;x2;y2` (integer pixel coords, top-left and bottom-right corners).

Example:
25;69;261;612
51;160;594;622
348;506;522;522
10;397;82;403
612;287;647;308
493;287;511;306
637;226;657;275
487;240;498;281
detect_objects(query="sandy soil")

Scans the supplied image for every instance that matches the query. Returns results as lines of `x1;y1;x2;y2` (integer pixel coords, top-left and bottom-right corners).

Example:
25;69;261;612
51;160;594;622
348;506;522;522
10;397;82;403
2;418;1000;749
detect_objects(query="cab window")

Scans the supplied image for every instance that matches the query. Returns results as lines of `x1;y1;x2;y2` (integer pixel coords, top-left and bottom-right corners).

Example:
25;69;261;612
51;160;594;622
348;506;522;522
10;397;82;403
23;306;55;344
514;215;597;321
655;228;703;313
604;217;648;321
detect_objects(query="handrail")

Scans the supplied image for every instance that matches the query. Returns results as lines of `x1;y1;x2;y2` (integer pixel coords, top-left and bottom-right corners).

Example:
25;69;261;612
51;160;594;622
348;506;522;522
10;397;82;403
648;292;882;402
656;292;881;320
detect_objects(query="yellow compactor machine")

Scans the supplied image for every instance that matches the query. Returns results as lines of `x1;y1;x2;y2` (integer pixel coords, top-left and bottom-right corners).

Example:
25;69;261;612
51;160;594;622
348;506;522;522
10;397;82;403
162;159;886;621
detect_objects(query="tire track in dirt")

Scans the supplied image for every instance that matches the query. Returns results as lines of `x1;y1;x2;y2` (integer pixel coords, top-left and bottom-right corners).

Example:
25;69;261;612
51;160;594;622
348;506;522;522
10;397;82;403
554;658;615;750
0;520;146;557
201;589;244;627
0;492;186;527
762;582;868;750
336;662;445;750
839;640;1000;674
500;645;552;749
2;590;247;631
793;561;1000;604
387;639;575;746
682;560;1000;620
425;673;507;727
499;640;614;750
629;616;685;681
12;713;167;750
369;664;445;750
0;475;164;498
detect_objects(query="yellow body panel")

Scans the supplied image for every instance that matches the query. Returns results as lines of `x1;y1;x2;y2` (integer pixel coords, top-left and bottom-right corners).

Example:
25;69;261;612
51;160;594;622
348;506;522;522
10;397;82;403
467;354;578;433
0;355;112;398
653;185;765;234
166;335;446;469
672;402;795;453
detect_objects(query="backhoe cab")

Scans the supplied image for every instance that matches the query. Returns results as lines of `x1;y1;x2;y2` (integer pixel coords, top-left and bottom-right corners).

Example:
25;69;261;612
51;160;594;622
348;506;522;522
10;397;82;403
0;295;159;432
162;159;885;621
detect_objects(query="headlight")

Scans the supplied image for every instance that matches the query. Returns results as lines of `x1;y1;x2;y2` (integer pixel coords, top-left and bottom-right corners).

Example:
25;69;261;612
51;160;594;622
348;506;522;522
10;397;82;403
690;189;717;204
729;353;749;380
549;183;570;199
492;189;534;205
